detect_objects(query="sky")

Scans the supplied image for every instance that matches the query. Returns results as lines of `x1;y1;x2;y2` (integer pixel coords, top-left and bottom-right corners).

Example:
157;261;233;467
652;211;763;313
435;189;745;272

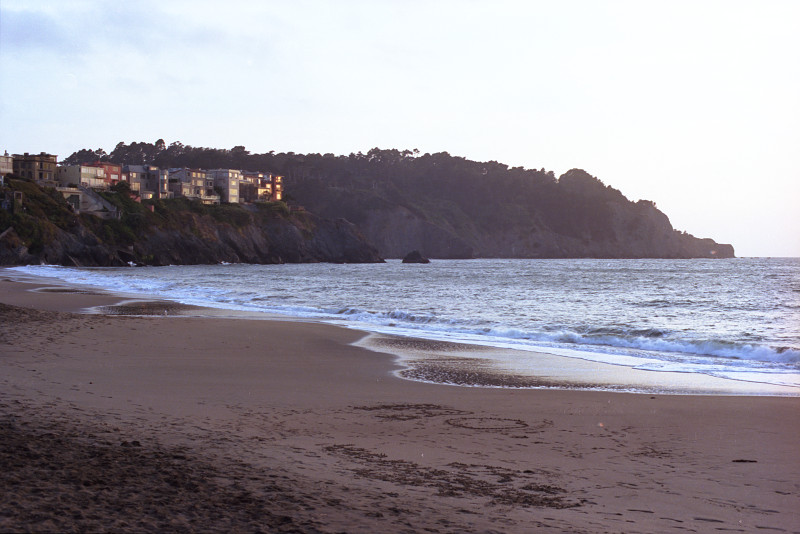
1;0;798;257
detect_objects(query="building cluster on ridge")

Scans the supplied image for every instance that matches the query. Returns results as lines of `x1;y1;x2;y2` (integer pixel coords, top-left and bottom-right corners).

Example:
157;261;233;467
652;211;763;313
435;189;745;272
1;151;283;214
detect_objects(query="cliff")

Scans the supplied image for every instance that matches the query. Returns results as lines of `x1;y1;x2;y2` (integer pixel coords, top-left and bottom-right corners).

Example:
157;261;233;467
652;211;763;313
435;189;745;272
0;180;383;267
289;164;735;259
61;142;736;259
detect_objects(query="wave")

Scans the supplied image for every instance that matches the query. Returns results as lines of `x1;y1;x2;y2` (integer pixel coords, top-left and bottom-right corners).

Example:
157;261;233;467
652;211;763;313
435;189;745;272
9;264;800;369
484;327;800;366
322;305;800;367
544;330;800;365
636;298;696;309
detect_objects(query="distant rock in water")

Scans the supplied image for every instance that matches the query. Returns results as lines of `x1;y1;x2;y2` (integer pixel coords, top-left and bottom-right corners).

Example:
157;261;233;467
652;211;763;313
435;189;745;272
402;250;430;264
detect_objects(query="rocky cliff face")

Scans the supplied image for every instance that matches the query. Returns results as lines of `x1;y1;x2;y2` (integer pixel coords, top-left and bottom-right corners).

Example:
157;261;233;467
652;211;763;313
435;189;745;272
0;213;383;267
302;189;734;260
0;182;383;267
358;205;474;259
461;200;735;259
123;213;383;266
352;204;734;259
290;167;735;260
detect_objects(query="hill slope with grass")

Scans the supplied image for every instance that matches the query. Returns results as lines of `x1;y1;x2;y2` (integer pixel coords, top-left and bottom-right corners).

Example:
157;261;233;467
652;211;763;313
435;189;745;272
0;180;382;266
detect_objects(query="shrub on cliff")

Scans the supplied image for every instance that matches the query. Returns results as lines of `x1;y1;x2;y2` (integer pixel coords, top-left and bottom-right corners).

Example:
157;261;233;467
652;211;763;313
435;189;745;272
0;179;79;254
5;179;77;230
208;204;252;228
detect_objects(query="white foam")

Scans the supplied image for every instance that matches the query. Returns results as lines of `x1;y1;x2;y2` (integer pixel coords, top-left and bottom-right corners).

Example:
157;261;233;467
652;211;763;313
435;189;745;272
8;262;799;391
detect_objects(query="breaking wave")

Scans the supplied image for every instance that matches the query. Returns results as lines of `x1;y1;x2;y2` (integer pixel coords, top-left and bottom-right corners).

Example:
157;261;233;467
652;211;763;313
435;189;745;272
8;259;800;384
320;306;800;367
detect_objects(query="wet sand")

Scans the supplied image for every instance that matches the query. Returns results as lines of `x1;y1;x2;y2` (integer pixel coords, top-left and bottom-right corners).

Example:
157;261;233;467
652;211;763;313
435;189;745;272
358;335;800;396
1;276;798;533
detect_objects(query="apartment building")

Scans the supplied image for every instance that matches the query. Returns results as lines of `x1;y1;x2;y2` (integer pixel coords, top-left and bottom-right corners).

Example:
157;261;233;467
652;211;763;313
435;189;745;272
169;168;220;204
57;165;107;188
240;171;283;202
272;174;283;201
123;165;171;199
0;151;13;178
7;149;283;207
12;152;58;186
208;169;241;203
84;162;122;186
122;165;144;194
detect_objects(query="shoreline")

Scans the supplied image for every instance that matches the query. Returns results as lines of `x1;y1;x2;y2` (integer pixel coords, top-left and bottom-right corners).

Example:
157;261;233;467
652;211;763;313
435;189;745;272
3;267;797;397
2;274;799;532
357;333;800;397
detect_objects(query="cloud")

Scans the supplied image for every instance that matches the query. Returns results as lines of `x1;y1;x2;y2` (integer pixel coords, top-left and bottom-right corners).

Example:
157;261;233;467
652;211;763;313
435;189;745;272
0;1;197;60
0;8;82;56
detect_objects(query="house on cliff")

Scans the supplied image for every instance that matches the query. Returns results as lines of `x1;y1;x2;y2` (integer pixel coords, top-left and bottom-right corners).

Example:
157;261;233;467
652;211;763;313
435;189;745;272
208;169;241;203
12;152;58;187
7;148;285;208
240;171;283;202
0;152;13;181
123;165;171;200
168;168;220;205
57;164;107;189
85;162;122;187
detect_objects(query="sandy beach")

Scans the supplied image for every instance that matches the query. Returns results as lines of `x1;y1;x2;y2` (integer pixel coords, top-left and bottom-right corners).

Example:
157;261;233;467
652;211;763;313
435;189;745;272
1;275;799;533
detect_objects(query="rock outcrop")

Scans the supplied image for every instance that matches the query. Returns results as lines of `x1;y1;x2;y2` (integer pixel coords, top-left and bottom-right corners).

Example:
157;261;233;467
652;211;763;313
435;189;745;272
461;200;736;259
125;213;382;266
289;163;735;259
308;197;734;260
0;213;383;267
0;181;383;267
359;205;473;259
402;250;430;264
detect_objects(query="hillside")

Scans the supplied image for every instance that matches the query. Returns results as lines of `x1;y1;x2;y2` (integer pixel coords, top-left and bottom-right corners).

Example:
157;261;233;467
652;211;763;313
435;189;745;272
0;180;382;266
62;141;735;259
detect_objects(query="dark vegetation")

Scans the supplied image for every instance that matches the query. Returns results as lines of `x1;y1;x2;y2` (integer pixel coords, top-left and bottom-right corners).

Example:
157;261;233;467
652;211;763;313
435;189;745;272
2;177;287;250
0;179;80;255
61;140;734;259
0;176;381;266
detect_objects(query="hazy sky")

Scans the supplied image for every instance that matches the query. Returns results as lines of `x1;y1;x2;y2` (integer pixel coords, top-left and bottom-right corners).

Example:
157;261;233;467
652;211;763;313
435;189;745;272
2;1;798;257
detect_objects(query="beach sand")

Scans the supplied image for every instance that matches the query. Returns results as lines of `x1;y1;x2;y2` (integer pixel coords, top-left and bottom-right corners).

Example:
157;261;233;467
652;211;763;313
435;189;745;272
1;277;798;533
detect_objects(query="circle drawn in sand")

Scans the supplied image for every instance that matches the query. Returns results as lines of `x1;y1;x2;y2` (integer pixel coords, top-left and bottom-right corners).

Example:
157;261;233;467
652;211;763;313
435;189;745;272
446;417;528;430
354;403;471;421
35;287;100;295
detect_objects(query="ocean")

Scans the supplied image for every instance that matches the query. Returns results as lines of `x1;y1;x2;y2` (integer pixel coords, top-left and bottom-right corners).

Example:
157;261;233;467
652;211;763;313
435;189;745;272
9;258;800;395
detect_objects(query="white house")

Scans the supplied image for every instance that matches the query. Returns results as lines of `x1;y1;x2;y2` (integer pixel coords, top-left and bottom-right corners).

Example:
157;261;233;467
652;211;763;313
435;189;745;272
208;169;241;203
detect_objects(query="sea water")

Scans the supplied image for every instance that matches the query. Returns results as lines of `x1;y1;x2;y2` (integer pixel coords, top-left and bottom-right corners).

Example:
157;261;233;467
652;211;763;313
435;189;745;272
9;258;800;394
